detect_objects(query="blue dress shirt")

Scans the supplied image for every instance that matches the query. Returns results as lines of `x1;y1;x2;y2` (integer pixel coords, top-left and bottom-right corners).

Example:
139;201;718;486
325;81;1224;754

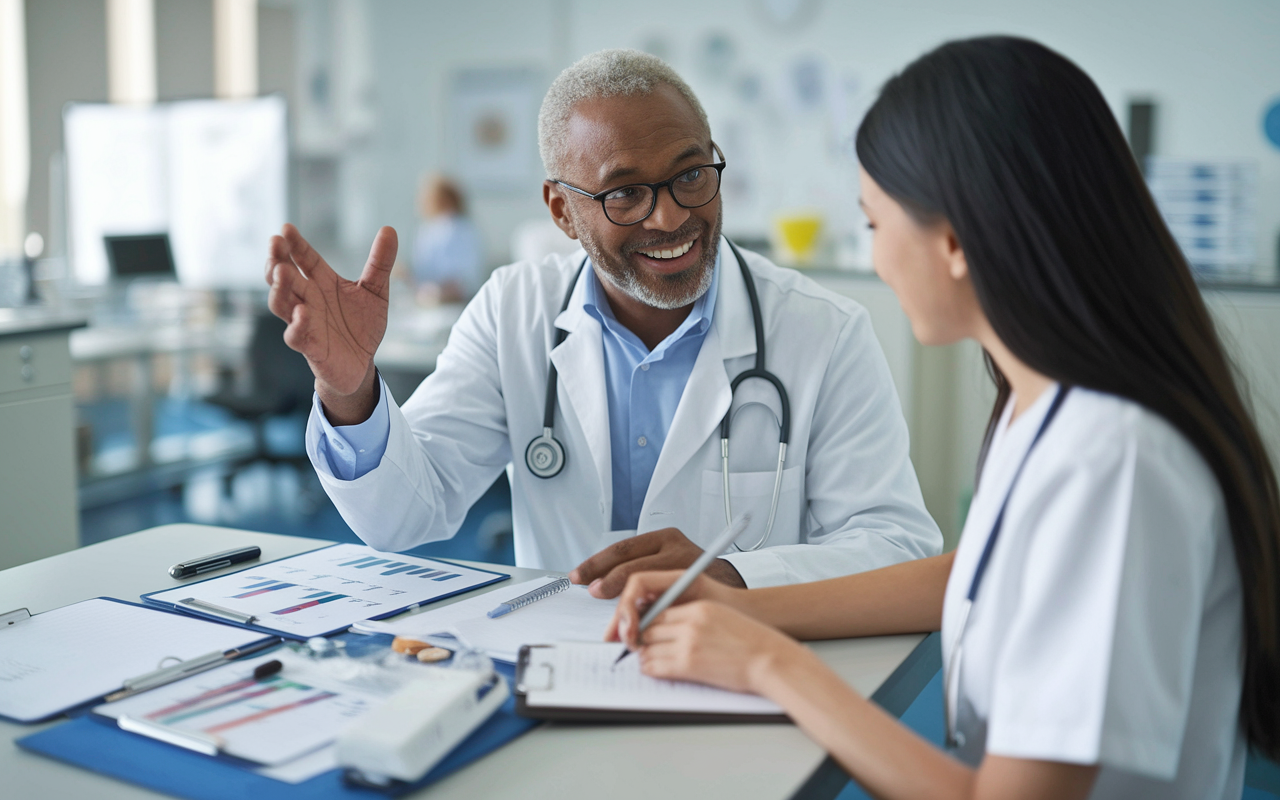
583;258;718;530
315;252;720;533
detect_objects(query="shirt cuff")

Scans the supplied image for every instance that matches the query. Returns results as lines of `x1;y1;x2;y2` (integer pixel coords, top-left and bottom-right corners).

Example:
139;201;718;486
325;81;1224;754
312;375;391;481
718;549;792;589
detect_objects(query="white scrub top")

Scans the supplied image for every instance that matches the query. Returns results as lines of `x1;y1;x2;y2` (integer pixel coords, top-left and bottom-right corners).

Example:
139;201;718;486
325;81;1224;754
941;386;1245;798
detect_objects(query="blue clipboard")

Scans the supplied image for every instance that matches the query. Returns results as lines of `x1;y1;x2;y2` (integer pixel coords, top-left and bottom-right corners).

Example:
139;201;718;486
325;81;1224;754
17;662;538;799
141;543;509;640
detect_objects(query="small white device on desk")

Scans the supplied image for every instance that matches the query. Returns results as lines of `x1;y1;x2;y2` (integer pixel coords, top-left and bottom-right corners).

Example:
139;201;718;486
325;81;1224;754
337;665;509;788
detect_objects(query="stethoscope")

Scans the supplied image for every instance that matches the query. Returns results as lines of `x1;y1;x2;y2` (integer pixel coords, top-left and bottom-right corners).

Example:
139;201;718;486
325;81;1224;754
944;385;1069;749
524;238;791;552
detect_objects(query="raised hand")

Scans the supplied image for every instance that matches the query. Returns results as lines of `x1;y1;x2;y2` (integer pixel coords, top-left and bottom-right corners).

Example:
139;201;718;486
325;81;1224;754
266;224;397;424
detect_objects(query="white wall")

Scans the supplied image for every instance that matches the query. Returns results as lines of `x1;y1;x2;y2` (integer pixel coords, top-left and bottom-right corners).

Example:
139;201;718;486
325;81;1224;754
345;0;1280;280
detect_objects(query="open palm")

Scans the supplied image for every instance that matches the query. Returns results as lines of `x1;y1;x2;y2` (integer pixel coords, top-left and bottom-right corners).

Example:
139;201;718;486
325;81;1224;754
266;224;397;397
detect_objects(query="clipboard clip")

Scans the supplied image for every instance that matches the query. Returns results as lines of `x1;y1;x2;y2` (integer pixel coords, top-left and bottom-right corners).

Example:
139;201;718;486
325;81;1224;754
514;645;554;694
1;608;31;627
177;598;256;626
118;714;222;756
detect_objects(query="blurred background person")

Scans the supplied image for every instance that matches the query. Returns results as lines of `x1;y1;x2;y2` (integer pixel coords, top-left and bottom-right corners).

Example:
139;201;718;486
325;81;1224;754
411;174;483;304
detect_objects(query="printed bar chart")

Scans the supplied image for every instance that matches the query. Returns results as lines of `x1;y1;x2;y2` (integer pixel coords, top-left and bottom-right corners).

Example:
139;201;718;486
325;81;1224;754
272;593;348;616
144;543;507;638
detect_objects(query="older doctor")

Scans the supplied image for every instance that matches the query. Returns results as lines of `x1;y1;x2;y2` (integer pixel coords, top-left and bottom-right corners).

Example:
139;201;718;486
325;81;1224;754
265;49;940;597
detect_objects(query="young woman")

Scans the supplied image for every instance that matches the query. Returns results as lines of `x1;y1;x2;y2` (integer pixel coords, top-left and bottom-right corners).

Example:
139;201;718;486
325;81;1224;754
607;36;1280;800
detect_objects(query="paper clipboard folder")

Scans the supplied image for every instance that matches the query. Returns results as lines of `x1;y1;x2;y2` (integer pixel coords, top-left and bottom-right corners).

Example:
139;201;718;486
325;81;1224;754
513;645;789;724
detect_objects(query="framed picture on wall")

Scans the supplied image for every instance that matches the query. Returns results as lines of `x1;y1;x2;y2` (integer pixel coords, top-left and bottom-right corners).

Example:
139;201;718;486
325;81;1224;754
449;68;543;193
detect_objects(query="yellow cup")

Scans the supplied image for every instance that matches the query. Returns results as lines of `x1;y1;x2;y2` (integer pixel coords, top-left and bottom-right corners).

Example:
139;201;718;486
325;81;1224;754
772;213;824;266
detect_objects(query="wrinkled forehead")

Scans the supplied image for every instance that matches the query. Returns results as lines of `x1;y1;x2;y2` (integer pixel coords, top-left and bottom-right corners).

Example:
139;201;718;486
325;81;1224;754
562;85;713;190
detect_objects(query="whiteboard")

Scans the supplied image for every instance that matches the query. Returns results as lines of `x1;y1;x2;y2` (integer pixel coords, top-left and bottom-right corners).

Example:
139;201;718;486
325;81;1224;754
64;96;287;288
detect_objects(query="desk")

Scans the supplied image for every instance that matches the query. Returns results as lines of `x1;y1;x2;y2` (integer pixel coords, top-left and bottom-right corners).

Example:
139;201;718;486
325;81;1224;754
1;524;935;800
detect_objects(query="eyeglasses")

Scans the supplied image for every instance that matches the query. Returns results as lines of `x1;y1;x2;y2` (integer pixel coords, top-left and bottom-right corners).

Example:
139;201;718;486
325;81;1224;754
553;143;726;226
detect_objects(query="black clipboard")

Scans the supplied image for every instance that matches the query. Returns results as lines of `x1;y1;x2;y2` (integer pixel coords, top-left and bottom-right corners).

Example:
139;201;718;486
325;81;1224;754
513;645;790;724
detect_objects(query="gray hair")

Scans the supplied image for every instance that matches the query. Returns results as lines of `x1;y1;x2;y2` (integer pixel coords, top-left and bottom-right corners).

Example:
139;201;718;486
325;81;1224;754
538;49;710;179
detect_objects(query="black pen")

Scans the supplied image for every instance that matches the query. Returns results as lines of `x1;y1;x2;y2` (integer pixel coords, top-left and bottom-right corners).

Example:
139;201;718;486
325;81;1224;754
169;546;261;579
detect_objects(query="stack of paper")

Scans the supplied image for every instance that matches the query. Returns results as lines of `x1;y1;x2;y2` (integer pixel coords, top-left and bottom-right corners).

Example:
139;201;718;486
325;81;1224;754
354;578;617;663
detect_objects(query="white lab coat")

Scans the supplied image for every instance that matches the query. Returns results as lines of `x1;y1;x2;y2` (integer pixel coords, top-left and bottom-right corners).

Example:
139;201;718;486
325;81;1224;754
306;241;941;587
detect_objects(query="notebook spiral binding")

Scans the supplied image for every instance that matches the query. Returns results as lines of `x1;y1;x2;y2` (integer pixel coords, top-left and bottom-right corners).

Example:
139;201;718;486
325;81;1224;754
504;578;571;612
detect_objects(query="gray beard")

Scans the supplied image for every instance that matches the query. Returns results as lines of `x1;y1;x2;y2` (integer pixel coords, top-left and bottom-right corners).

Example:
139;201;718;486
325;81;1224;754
576;209;722;311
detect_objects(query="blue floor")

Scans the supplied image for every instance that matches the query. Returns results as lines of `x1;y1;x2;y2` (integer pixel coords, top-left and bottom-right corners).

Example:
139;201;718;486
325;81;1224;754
79;398;516;566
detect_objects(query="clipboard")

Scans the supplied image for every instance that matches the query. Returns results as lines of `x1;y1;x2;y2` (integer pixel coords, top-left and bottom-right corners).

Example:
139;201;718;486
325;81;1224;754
0;597;276;724
513;644;789;724
141;543;509;640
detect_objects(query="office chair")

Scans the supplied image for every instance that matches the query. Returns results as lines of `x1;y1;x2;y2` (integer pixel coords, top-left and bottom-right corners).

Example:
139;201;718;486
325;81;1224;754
206;310;317;495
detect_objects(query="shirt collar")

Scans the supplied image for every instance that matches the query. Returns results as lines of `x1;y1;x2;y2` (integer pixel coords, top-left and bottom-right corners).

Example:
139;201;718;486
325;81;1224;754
583;244;720;359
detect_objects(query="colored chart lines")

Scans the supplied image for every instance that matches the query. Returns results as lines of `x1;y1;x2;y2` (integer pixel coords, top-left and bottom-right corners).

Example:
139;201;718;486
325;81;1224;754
204;690;337;734
144;673;337;735
233;580;295;599
336;555;461;580
271;592;348;616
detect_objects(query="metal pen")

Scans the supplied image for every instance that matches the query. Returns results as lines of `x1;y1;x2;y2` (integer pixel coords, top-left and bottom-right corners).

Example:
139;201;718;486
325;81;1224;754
614;512;752;667
105;637;280;701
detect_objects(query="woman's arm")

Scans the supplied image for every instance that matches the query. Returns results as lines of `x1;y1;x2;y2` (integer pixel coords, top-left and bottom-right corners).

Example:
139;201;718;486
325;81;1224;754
640;600;1098;800
606;551;955;646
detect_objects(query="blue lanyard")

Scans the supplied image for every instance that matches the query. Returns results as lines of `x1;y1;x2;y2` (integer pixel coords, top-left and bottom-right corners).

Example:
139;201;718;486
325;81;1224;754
965;386;1070;602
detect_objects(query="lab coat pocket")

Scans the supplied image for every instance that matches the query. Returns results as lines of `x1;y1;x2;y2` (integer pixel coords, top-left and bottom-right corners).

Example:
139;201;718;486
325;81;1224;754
700;466;803;550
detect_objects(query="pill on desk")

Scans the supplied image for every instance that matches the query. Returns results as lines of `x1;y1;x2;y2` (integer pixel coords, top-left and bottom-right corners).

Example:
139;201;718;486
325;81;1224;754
253;660;283;680
416;647;451;663
391;636;430;654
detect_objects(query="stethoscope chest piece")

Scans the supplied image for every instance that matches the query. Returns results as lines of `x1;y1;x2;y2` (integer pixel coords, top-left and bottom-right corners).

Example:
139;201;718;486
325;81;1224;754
525;429;566;479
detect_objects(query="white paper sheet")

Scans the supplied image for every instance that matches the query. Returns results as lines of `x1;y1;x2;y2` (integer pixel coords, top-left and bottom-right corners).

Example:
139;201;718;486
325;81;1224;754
522;642;784;715
96;650;389;767
353;578;618;663
0;599;265;723
145;544;506;639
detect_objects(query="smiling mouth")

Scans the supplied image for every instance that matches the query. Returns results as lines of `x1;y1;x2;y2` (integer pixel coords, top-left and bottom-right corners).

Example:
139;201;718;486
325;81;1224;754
637;239;695;260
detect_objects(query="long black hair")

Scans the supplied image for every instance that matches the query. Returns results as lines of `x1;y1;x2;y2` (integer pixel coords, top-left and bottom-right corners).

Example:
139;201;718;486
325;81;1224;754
856;36;1280;758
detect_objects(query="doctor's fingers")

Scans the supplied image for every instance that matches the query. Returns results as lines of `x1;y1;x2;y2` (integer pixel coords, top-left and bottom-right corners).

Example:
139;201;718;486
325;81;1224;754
590;553;696;600
571;534;667;587
280;224;341;287
356;226;398;299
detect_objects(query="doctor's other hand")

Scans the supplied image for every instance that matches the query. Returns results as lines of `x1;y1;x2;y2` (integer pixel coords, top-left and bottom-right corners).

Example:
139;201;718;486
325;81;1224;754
266;224;397;425
605;570;742;650
569;528;747;599
634;600;804;696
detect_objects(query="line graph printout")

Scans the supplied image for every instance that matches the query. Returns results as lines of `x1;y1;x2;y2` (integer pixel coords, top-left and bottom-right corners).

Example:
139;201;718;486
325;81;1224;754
144;544;507;638
96;652;385;766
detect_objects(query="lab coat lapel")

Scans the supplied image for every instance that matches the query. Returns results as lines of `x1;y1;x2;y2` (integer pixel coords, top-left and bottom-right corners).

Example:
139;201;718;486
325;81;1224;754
645;243;757;504
551;272;612;506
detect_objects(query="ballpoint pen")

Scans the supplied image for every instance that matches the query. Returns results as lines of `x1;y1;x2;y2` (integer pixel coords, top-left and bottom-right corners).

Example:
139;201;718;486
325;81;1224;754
614;512;751;667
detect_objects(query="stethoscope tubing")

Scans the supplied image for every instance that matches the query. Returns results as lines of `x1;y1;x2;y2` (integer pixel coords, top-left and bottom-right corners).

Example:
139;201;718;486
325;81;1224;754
527;238;791;553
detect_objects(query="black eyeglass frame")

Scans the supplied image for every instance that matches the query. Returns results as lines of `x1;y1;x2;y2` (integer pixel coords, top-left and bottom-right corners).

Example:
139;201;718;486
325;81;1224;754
552;142;727;226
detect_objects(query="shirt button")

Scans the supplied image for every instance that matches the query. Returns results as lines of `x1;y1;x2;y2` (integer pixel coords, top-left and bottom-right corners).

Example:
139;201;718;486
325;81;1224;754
358;448;366;454
640;363;649;371
637;436;647;447
334;441;345;450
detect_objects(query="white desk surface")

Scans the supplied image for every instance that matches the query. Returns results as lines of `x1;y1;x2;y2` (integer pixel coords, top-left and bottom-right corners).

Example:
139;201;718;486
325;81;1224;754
1;524;925;800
